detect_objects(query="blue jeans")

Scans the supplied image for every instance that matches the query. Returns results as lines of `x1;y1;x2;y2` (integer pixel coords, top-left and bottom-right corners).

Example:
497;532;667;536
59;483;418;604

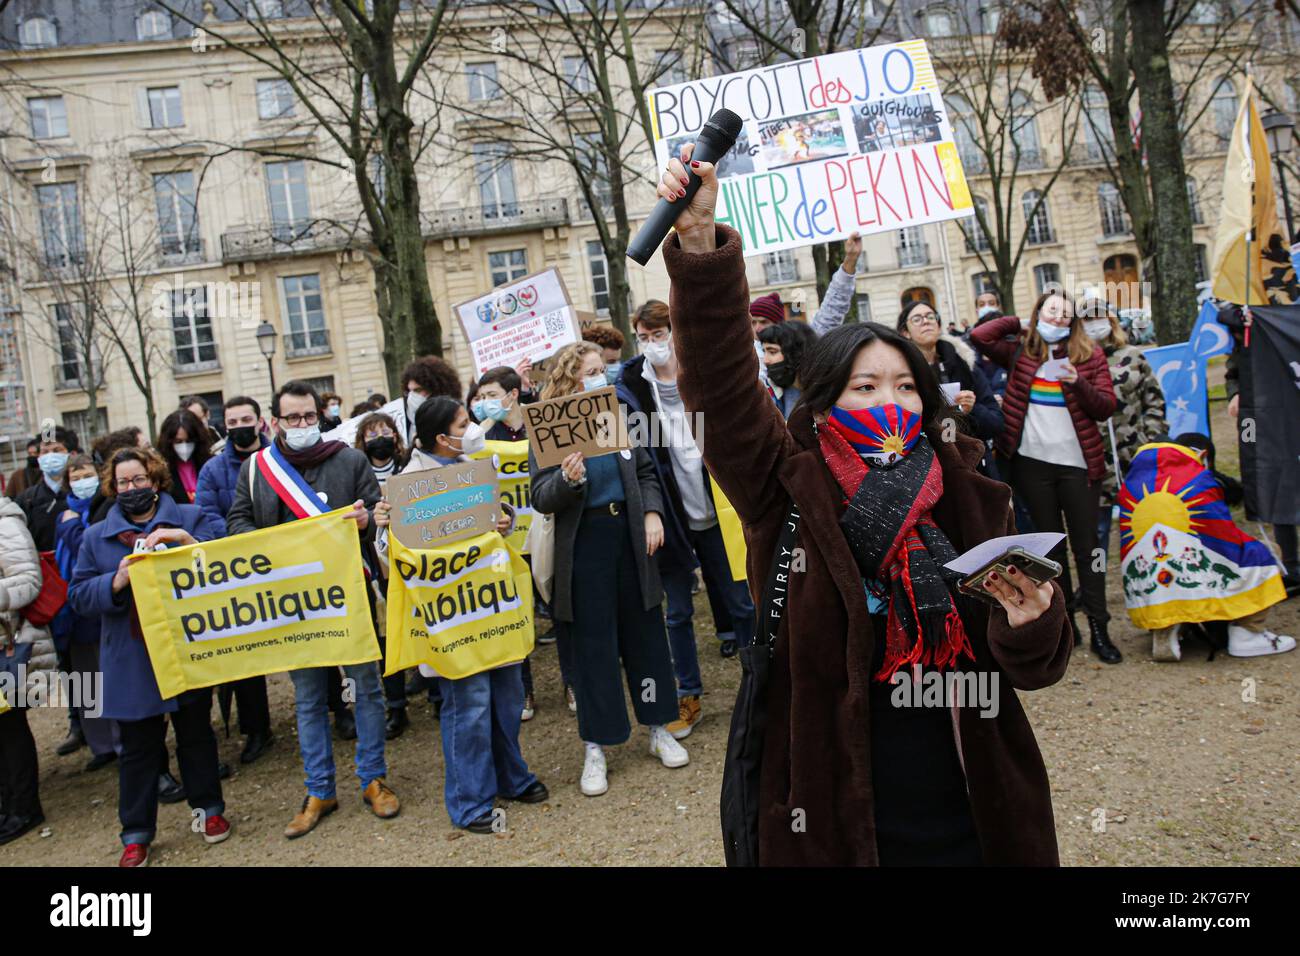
437;663;537;828
663;522;756;698
290;662;387;800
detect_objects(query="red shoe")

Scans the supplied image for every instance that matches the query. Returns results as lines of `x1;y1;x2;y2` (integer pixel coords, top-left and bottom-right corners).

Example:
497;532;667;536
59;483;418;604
203;813;232;845
119;843;149;868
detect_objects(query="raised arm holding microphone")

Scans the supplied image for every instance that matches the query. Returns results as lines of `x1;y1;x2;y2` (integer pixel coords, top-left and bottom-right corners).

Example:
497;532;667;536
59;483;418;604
652;142;1072;867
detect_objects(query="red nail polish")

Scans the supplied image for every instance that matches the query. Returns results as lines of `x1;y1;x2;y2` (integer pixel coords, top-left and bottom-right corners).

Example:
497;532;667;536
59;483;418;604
680;176;689;185
690;161;700;168
678;189;686;198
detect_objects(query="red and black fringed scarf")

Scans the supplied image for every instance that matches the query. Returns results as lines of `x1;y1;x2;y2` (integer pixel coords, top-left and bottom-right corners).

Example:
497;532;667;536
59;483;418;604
819;423;973;682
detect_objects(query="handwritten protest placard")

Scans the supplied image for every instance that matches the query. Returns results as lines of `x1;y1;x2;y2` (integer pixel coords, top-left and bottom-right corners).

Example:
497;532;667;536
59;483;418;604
524;385;630;470
454;267;581;376
127;509;380;698
646;39;973;256
383;459;499;549
470;440;531;554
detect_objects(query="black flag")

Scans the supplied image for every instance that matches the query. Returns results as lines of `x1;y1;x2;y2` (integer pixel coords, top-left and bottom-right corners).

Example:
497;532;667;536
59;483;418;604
1221;305;1300;524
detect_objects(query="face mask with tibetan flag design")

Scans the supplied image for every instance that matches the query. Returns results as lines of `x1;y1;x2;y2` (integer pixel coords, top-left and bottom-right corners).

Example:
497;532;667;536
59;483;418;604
824;403;923;468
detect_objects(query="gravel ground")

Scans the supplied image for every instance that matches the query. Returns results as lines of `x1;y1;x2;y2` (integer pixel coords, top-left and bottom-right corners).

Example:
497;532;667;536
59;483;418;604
6;400;1297;868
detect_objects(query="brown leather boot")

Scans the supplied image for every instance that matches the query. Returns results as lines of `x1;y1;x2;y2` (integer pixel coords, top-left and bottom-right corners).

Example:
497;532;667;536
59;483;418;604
363;778;400;819
284;795;338;839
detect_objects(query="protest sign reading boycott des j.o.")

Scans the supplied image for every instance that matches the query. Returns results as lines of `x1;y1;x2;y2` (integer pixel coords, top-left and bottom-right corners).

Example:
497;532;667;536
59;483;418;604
647;39;973;257
386;530;534;679
127;509;380;699
383;459;499;549
470;439;532;554
454;267;581;376
523;385;630;470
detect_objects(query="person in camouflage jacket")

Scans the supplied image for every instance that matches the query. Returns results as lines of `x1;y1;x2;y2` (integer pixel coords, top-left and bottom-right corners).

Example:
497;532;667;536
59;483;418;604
1083;302;1166;549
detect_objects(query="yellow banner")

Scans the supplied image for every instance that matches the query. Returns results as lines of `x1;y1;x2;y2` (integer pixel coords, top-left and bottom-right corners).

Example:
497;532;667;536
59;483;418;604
711;476;748;582
471;439;532;554
127;509;380;699
385;529;534;679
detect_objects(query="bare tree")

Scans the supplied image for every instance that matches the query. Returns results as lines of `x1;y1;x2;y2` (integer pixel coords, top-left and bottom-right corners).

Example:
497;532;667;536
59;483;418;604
160;0;451;391
441;0;707;349
924;6;1081;316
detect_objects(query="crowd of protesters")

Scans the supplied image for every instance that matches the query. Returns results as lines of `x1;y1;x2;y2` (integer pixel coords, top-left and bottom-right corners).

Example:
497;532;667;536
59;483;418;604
1;164;1297;864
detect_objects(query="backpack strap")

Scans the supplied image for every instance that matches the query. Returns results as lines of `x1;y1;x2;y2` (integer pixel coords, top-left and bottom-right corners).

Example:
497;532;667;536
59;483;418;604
757;503;801;654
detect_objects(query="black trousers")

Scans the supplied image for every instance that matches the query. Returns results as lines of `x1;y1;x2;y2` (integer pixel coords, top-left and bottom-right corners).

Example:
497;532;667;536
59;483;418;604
231;676;270;736
0;707;41;818
366;581;406;711
117;688;222;845
1010;455;1109;623
569;509;677;745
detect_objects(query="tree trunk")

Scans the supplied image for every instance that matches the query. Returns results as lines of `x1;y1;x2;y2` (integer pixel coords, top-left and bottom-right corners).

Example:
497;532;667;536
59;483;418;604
1129;0;1198;343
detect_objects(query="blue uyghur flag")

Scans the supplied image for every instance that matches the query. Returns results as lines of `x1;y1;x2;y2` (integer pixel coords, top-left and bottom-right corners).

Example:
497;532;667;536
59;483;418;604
1146;300;1234;437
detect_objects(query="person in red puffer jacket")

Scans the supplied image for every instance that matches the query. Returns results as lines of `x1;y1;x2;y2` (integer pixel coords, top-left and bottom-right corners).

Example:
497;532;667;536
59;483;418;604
971;293;1120;663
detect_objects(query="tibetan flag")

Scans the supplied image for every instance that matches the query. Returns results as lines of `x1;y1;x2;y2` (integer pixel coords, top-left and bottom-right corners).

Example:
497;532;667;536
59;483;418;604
826;404;922;467
1118;442;1284;630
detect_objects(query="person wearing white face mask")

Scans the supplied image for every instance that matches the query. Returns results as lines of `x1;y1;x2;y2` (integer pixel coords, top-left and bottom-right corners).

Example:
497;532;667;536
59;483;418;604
157;410;213;505
227;380;401;839
972;292;1121;663
1078;298;1166;570
372;396;544;834
400;356;462;448
616;301;759;741
531;341;688;796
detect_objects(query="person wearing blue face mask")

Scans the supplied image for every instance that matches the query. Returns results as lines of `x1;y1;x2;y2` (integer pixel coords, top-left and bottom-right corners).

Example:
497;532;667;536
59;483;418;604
582;325;628;386
16;426;80;553
972;291;1120;663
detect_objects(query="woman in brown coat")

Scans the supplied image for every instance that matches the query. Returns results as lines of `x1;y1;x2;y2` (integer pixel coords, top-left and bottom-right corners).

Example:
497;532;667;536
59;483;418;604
655;147;1072;866
971;298;1120;663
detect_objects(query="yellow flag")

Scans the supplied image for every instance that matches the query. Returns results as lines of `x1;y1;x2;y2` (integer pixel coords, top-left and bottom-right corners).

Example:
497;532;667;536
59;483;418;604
385;530;534;679
127;508;380;699
710;475;748;582
1211;76;1281;306
470;439;532;554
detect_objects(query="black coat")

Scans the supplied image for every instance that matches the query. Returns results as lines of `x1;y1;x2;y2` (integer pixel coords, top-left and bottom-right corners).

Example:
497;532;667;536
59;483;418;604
16;479;66;551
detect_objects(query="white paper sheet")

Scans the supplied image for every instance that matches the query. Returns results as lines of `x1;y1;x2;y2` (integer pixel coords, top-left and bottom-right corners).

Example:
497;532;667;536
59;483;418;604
1038;357;1071;382
942;532;1066;575
939;381;962;403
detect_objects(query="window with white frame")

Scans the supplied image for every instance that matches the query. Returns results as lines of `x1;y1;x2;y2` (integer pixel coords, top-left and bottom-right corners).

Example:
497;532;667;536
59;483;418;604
964;196;991;252
946;95;982;172
574;131;611;211
473;143;519;219
136;9;172;40
1010;90;1041;164
36;182;84;267
256;78;295;119
563;55;594;93
281;274;329;354
370;155;387;205
170;285;218;368
1187;178;1203;225
1099;182;1130;236
145;86;183;128
1082;86;1112;159
488;249;527;287
265;160;312;238
53;303;82;384
1033;263;1062;295
1194;243;1209;285
153;171;201;257
979;4;1001;34
855;292;872;323
654;49;687;86
466;62;501;101
1022;189;1054;244
1211;76;1237;145
896;225;928;266
763;250;798;284
587;240;610;314
20;17;58;49
246;0;285;17
972;272;997;298
28;96;67;139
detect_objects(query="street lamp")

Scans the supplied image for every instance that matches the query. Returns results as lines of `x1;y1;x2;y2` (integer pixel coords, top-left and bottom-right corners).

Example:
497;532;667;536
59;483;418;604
255;320;278;396
1261;109;1296;246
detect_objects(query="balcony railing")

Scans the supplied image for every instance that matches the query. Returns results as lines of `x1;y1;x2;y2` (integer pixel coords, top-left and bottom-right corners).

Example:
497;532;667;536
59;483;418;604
284;329;331;358
221;198;572;262
172;349;220;375
158;237;208;266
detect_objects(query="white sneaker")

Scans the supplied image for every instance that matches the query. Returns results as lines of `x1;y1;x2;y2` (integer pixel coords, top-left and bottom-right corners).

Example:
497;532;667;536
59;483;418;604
1151;626;1182;662
1228;626;1297;658
580;744;608;796
648;725;690;769
520;693;535;722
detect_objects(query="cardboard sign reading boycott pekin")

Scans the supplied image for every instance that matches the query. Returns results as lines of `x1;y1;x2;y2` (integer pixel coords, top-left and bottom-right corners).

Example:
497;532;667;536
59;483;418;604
383;460;500;548
524;386;631;469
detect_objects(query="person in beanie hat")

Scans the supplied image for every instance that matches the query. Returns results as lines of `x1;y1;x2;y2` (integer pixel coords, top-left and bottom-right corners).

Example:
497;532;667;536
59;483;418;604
749;292;785;334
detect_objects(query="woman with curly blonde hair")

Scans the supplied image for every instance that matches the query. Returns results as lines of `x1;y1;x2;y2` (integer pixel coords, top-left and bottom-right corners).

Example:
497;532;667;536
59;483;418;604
530;341;688;797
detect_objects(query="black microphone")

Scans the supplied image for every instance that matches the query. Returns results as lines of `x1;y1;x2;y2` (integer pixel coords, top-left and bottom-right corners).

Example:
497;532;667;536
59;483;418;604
627;108;744;265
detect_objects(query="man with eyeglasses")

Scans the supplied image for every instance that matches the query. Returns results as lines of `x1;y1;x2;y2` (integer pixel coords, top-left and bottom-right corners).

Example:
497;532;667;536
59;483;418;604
226;380;400;839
